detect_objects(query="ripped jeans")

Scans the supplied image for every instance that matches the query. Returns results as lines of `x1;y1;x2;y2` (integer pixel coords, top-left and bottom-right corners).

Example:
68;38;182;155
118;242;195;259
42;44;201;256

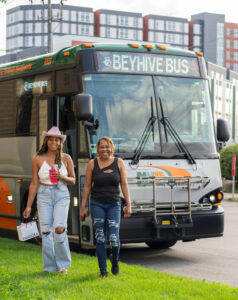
37;184;71;272
91;200;121;273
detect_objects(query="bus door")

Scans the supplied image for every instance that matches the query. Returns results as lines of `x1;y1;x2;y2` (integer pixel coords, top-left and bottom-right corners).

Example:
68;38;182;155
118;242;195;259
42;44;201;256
58;95;79;237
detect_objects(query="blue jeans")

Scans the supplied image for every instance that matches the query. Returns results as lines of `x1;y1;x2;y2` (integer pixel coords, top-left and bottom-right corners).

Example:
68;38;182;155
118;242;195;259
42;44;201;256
91;200;121;273
37;184;71;272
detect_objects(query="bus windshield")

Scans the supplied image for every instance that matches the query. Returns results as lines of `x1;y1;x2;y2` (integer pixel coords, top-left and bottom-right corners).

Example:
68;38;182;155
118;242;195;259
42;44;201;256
84;73;216;157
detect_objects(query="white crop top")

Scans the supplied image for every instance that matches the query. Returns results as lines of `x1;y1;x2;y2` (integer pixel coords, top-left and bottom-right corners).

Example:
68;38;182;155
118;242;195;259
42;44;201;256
38;161;68;185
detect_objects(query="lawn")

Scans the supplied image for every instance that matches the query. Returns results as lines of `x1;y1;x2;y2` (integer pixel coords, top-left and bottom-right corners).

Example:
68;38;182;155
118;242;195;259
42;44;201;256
0;237;237;300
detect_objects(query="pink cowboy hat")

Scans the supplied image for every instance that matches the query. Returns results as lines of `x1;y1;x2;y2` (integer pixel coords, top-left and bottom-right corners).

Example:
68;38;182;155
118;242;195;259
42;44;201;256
42;126;66;143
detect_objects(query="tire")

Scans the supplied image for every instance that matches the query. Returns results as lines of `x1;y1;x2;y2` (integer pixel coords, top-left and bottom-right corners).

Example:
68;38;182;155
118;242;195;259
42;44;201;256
146;240;177;249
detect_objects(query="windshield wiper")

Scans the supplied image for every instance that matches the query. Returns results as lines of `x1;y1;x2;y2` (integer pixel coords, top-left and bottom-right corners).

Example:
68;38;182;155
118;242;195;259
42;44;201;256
160;117;196;165
131;116;156;165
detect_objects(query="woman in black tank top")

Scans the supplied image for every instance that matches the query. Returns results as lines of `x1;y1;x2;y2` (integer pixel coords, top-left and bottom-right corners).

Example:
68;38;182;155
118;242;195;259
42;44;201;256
80;137;131;277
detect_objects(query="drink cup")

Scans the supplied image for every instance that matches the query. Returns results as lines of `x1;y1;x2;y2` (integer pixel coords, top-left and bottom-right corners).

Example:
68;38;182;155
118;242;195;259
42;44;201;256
49;165;58;183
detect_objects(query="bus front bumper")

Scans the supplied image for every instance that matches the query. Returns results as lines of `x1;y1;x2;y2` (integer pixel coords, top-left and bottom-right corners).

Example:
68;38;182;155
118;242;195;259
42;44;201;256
120;206;224;243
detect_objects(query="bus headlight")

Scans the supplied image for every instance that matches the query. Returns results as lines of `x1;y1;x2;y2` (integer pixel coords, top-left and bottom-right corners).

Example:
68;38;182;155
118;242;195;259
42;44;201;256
209;195;216;203
199;189;223;205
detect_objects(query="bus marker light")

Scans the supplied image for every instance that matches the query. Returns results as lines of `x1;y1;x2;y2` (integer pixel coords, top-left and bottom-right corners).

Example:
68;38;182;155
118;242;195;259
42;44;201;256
63;52;70;56
73;197;78;207
195;51;203;56
144;44;153;50
44;57;53;65
17;179;23;183
129;44;139;48
7;195;13;203
158;45;167;50
83;43;93;48
213;202;222;206
218;192;223;200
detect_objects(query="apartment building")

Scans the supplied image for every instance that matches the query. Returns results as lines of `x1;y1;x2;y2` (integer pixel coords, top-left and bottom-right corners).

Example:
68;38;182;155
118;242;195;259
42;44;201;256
225;23;238;72
191;13;225;67
94;9;143;41
6;4;94;53
207;62;238;144
143;15;189;49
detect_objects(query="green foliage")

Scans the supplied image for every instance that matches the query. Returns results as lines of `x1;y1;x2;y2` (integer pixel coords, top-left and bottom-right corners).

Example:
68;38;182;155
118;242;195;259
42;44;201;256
220;144;238;179
0;237;238;299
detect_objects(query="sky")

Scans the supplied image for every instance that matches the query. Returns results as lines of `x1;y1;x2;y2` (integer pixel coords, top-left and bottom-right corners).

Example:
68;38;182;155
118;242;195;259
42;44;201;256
1;0;238;23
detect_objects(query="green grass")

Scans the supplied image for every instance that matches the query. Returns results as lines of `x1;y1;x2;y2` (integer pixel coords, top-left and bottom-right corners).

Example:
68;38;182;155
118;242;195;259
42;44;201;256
0;237;238;300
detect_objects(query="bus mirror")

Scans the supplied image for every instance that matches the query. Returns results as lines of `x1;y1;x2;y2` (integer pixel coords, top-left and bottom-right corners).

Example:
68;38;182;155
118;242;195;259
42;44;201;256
74;93;93;121
217;118;230;142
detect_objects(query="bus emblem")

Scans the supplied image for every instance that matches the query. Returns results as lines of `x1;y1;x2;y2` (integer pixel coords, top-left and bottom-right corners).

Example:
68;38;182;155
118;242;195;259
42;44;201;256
103;57;112;67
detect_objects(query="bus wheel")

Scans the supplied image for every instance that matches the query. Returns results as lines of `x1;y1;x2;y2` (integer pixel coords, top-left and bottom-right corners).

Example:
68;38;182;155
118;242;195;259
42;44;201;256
146;240;177;249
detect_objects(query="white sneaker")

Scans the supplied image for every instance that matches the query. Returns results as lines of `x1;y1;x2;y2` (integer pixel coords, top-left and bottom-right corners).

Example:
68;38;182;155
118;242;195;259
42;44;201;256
58;268;67;274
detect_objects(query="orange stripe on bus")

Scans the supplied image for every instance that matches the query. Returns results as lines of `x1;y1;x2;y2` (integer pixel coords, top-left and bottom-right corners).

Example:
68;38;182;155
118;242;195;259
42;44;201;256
0;217;16;230
0;177;16;230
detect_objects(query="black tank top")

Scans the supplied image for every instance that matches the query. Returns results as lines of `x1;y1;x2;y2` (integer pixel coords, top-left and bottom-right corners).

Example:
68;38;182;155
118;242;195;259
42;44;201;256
91;158;121;203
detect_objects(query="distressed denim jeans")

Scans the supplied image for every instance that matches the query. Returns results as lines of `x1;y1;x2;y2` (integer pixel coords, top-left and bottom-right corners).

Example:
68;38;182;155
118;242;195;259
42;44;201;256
91;200;121;273
37;184;71;272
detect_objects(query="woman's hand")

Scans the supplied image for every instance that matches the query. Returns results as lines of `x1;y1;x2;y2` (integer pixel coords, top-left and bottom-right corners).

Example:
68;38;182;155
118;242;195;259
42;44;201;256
80;208;88;222
23;207;31;219
124;205;131;218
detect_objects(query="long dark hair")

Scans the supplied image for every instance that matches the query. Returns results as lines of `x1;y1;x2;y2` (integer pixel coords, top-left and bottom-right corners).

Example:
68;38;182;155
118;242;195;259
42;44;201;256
37;136;62;168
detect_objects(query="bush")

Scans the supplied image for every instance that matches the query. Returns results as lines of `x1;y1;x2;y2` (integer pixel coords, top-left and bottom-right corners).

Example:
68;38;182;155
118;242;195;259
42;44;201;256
220;144;238;180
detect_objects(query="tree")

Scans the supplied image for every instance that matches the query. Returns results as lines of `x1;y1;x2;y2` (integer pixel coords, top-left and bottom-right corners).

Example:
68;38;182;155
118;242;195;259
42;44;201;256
220;144;238;180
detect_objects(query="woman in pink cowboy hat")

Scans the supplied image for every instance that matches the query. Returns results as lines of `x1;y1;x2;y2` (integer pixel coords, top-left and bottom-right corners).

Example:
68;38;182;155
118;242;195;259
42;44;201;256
23;126;75;274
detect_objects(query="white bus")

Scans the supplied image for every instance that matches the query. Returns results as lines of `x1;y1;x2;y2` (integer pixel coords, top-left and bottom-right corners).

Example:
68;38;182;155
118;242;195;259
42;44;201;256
0;43;229;249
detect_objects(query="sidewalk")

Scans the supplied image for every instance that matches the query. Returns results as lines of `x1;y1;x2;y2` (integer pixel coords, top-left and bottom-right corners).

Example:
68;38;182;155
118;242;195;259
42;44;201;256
224;193;238;201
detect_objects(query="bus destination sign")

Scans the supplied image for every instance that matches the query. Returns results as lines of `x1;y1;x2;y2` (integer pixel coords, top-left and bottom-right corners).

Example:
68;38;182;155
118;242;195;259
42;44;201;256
96;51;200;77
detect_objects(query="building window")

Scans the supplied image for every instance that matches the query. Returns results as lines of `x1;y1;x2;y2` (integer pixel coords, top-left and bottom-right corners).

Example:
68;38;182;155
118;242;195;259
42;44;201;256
227;28;230;36
133;17;137;27
62;23;69;34
71;11;77;21
193;23;202;34
25;36;33;47
234;64;238;72
52;21;60;33
35;36;41;46
35;22;42;33
25;10;33;21
234;52;238;60
155;32;164;43
155;20;164;30
234;40;238;49
227;51;230;59
106;27;110;38
234;29;238;38
63;10;69;20
167;21;176;31
70;23;77;35
107;14;111;25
